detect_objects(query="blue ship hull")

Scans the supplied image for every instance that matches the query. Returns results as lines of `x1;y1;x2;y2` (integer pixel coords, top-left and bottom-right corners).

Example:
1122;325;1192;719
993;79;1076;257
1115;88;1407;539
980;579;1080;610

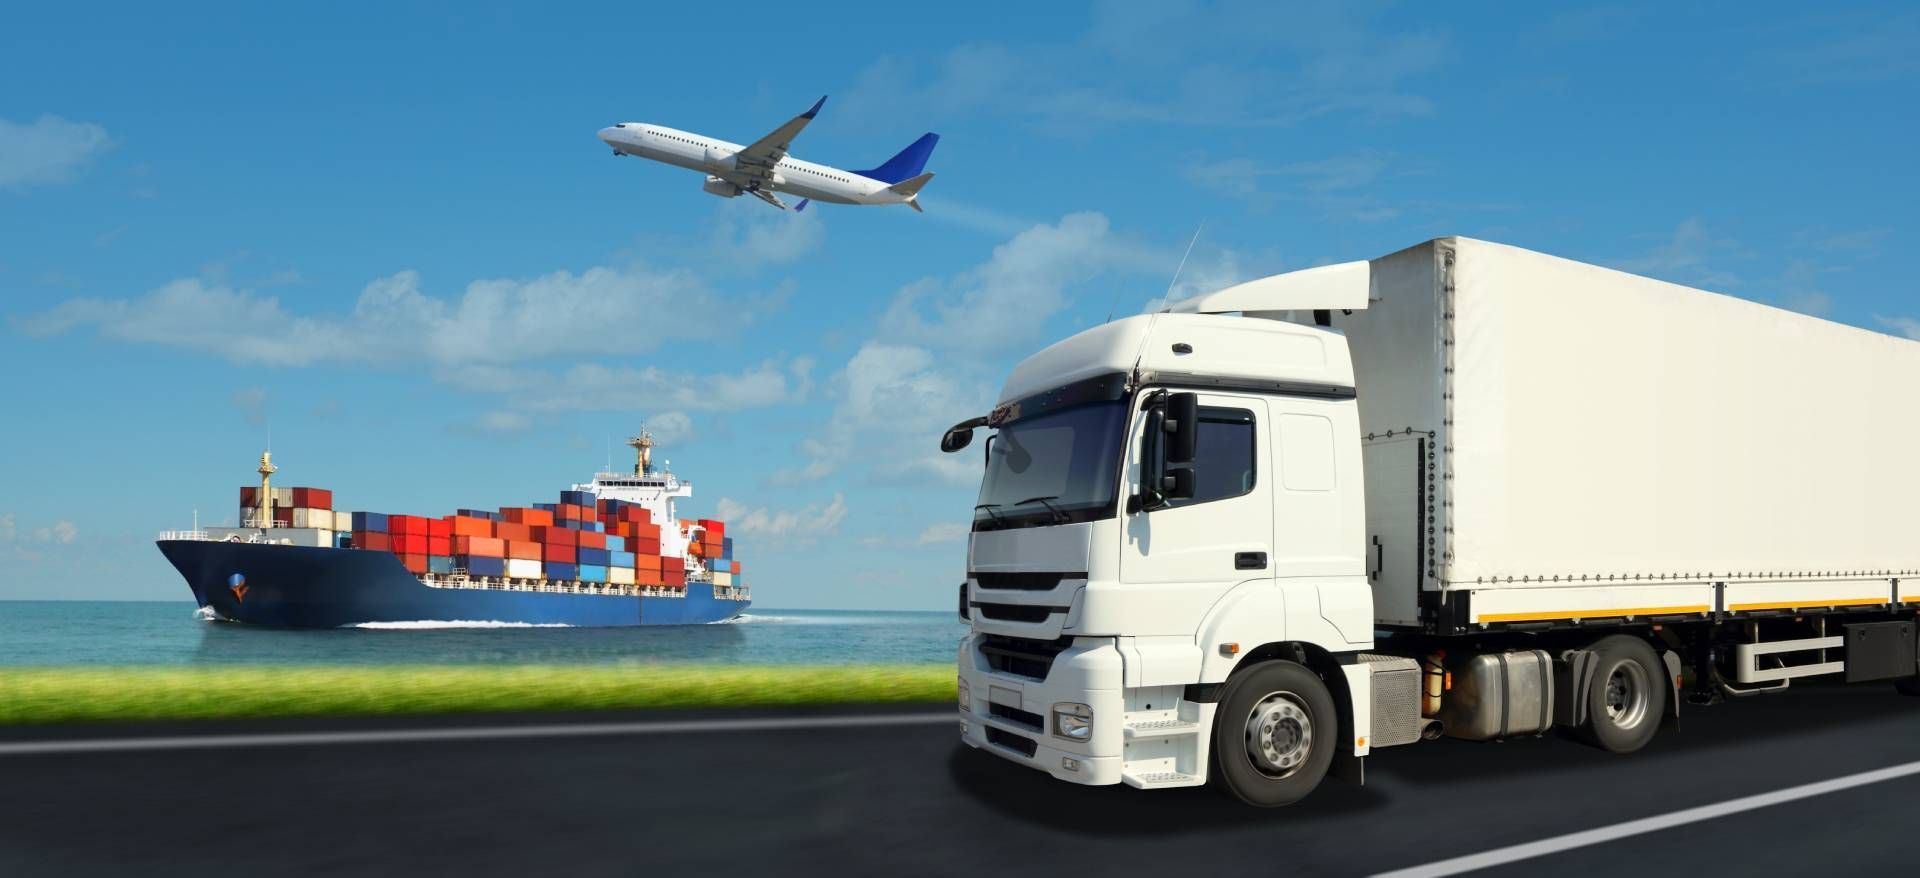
158;540;749;628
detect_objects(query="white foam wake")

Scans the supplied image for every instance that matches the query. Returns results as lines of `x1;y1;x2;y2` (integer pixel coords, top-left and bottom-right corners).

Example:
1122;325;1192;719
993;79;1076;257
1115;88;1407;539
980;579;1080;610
192;605;225;622
350;620;576;630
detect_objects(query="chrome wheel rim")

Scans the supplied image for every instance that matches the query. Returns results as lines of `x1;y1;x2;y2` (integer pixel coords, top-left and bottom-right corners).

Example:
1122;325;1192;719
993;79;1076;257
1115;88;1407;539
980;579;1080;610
1603;661;1651;730
1244;691;1314;778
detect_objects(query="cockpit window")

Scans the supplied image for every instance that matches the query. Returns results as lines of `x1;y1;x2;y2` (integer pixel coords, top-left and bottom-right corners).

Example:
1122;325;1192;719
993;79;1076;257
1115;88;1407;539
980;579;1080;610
614;123;627;128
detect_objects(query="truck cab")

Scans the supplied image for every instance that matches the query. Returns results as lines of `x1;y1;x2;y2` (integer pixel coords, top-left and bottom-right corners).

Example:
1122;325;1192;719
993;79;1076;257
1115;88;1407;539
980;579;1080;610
950;262;1402;806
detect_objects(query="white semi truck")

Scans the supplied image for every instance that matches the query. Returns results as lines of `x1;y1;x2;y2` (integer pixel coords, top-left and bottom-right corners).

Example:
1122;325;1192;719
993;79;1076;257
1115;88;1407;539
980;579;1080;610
945;237;1920;806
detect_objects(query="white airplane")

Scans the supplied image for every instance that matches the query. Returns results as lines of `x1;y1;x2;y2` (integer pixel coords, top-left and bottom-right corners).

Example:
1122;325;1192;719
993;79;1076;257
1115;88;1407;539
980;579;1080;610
598;96;938;212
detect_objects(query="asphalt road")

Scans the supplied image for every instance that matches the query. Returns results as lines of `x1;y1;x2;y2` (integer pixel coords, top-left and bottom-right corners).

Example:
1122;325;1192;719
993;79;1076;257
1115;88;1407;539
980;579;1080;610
3;683;1919;877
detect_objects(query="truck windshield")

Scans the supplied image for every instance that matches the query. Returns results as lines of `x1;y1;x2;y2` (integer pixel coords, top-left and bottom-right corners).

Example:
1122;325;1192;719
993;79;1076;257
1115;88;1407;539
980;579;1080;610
974;400;1127;531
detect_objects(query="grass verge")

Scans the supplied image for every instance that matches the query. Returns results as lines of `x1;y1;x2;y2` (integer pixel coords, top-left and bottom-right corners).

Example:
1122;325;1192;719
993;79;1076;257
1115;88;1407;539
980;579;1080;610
0;665;956;725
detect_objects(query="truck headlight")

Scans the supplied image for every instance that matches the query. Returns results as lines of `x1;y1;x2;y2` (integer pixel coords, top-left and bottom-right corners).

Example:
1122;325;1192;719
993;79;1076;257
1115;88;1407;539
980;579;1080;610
1052;702;1092;740
958;678;972;713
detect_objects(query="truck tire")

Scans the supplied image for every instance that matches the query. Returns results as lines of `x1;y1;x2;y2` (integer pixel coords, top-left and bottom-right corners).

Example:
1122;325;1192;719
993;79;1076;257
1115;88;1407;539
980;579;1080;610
1577;635;1666;754
1211;660;1337;807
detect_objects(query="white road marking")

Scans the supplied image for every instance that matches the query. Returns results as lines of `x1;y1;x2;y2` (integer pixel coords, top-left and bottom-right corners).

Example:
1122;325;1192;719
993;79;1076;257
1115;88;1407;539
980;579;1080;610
0;712;957;757
1372;758;1920;878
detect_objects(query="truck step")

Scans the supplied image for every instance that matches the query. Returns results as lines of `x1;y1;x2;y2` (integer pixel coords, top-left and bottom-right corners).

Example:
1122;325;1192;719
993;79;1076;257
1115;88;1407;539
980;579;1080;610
1122;770;1204;789
1123;718;1201;740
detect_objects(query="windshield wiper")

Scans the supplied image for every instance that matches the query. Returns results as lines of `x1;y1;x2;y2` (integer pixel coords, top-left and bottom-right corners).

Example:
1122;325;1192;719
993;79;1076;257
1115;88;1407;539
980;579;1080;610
1013;496;1070;524
973;504;1006;528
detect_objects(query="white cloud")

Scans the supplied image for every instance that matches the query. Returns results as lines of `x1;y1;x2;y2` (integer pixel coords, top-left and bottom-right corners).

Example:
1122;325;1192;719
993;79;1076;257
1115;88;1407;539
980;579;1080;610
463;410;531;435
0;114;112;188
2;514;76;547
880;212;1117;351
1877;316;1920;340
232;387;269;426
709;203;826;268
0;513;13;542
1613;219;1745;289
713;493;848;544
517;359;802;413
643;411;695;446
22;263;770;369
916;522;969;545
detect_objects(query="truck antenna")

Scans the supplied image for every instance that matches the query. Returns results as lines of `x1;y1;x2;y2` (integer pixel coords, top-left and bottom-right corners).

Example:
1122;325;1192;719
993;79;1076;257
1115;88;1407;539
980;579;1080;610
1110;221;1204;323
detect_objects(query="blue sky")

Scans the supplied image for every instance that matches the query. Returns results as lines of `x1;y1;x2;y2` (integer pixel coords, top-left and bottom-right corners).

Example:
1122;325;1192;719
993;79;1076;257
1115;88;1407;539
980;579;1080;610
2;2;1915;607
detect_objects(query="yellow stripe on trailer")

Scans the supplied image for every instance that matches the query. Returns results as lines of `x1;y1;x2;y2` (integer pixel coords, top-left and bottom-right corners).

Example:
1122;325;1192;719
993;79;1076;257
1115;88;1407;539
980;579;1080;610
1477;605;1711;624
1727;597;1891;612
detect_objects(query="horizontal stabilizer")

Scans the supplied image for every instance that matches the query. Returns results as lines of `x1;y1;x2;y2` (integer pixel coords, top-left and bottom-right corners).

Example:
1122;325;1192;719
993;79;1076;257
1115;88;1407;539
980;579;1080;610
887;171;934;197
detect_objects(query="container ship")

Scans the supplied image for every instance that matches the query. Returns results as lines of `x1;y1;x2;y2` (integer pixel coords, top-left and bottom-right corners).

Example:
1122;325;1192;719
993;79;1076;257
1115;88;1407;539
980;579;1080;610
156;431;749;627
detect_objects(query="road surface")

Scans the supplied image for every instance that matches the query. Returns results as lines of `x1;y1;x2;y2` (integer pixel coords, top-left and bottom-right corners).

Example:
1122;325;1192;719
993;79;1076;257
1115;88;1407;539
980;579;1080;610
2;682;1917;877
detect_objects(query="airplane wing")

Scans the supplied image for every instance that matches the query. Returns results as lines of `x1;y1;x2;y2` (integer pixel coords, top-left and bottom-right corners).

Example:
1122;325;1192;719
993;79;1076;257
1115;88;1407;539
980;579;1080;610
733;96;825;176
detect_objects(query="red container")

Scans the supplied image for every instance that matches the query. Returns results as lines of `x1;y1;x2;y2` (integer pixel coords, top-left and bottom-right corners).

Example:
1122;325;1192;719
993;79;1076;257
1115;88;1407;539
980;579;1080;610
730;560;741;574
427;536;451;557
291;487;334;510
391;533;429;555
506;540;541;561
389;515;430;536
544;543;577;564
400;553;428;574
532;526;577;547
662;556;684;573
454;536;505;557
240;487;258;507
664;570;685;587
354;532;391;552
501;507;555;527
635;567;663;586
427;518;451;539
632;538;660;556
698;519;725;539
633;554;661;571
577;531;606;550
618;507;652;525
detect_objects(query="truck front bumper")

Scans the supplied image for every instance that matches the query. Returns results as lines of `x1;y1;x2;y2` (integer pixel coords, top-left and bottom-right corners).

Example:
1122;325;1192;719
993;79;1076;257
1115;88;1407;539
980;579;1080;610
956;633;1125;786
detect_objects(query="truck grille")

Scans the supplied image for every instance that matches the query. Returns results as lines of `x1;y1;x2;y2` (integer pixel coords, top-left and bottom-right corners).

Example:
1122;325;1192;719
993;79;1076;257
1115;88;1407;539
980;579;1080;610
971;571;1083;591
986;702;1045;732
977;634;1073;680
985;726;1038;758
972;603;1056;623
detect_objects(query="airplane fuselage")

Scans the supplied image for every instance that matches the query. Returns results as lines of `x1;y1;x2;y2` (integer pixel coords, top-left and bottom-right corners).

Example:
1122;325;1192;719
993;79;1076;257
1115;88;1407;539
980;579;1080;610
599;123;887;205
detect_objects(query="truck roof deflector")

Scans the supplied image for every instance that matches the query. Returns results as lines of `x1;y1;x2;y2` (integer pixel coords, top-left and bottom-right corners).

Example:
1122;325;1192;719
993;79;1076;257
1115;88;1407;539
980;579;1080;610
1163;260;1371;314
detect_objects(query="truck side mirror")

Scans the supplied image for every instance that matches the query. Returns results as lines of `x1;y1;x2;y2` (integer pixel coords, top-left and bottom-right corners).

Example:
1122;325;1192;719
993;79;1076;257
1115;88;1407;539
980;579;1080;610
1165;392;1198;464
1161;466;1195;501
940;428;973;453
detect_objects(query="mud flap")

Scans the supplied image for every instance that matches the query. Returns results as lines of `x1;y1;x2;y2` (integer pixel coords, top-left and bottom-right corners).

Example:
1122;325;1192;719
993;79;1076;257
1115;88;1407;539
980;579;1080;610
1661;649;1683;731
1554;649;1597;728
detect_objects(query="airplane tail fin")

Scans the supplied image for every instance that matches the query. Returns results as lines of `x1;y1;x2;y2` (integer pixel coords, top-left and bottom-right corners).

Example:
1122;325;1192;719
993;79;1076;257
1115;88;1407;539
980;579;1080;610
853;133;939;184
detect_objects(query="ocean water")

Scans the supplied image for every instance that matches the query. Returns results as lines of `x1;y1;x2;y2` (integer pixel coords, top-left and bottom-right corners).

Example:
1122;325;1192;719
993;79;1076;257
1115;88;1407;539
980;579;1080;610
0;601;966;666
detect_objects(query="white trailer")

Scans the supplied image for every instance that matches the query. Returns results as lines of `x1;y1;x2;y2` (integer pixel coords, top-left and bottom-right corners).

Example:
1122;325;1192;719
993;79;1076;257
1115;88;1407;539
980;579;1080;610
946;237;1920;805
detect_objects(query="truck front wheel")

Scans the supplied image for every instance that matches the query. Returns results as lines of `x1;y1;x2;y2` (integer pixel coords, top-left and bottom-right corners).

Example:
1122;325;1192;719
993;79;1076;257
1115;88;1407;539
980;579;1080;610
1211;660;1337;807
1577;635;1666;753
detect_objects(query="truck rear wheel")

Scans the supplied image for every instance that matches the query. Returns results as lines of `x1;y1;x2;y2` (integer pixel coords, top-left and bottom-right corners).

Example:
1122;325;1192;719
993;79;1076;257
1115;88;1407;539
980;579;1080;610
1577;635;1666;754
1211;660;1336;807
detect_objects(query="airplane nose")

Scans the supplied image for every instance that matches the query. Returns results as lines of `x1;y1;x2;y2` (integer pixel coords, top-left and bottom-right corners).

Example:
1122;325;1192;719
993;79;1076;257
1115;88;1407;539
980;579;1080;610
597;126;618;143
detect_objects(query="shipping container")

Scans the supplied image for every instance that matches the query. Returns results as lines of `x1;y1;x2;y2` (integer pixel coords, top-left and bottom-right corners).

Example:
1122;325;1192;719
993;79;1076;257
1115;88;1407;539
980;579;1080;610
427;537;451;557
447;516;494;538
544;543;578;564
505;558;542;579
354;531;391;552
272;487;294;506
240;486;258;508
290;487;333;509
577;530;607;550
459;555;507;578
713;572;732;587
665;570;686;587
426;518;451;539
579;564;608;583
609;566;636;585
605;535;625;553
332;510;352;532
428;556;453;574
392;533;429;555
501;507;555;527
291;508;331;529
610;550;636;568
351;511;390;533
730;560;741;575
389;515;430;536
633;537;661;556
578;547;611;567
400;553;428;574
496;521;533;542
454;535;505;558
543;561;578;581
635;567;664;586
506;540;541;561
533;525;578;547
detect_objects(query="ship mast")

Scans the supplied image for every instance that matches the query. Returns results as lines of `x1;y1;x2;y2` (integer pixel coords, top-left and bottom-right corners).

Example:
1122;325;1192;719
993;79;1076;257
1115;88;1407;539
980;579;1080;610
255;450;277;529
627;430;655;476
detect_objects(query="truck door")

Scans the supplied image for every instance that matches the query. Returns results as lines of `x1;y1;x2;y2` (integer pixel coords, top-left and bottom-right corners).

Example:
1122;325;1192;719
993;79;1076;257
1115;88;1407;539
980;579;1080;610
1120;394;1274;601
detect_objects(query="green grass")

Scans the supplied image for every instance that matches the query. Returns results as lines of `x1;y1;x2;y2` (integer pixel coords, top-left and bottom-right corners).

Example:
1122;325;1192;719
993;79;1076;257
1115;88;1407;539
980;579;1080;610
0;665;957;725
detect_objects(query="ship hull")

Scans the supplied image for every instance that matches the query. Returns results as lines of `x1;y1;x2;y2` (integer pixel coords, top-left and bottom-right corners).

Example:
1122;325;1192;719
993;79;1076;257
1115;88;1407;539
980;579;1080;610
159;540;749;628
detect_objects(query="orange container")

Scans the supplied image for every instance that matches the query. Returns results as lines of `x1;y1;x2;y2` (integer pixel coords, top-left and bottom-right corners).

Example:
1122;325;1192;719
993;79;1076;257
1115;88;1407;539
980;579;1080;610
730;560;741;574
698;519;725;539
401;554;428;574
577;531;606;550
635;567;664;586
633;554;661;571
506;540;541;561
501;508;555;527
454;536;505;558
496;521;533;542
447;516;495;538
532;525;578;546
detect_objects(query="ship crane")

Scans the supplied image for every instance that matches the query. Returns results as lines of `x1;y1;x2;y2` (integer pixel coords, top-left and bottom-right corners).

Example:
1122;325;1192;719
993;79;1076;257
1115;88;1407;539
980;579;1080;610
627;431;655;476
254;450;277;530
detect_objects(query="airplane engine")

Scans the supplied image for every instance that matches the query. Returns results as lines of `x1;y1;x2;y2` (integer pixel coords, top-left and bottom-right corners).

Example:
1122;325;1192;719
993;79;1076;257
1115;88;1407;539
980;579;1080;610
703;147;737;171
702;176;741;198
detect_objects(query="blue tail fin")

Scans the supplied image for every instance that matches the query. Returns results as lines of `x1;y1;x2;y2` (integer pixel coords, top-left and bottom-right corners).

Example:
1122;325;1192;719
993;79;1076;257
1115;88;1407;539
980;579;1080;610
851;133;939;184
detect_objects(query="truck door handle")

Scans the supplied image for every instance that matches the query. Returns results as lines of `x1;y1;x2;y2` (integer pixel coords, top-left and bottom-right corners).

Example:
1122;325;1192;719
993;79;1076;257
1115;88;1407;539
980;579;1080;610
1235;552;1267;570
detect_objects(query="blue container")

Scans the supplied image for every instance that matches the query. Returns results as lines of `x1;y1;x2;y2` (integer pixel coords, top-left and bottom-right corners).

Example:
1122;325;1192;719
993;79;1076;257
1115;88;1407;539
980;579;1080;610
335;533;353;549
589;522;604;533
578;564;608;583
578;547;611;567
543;561;578;581
722;537;734;560
351;512;389;533
609;550;635;568
535;502;557;512
605;536;625;553
459;555;507;577
428;556;453;574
